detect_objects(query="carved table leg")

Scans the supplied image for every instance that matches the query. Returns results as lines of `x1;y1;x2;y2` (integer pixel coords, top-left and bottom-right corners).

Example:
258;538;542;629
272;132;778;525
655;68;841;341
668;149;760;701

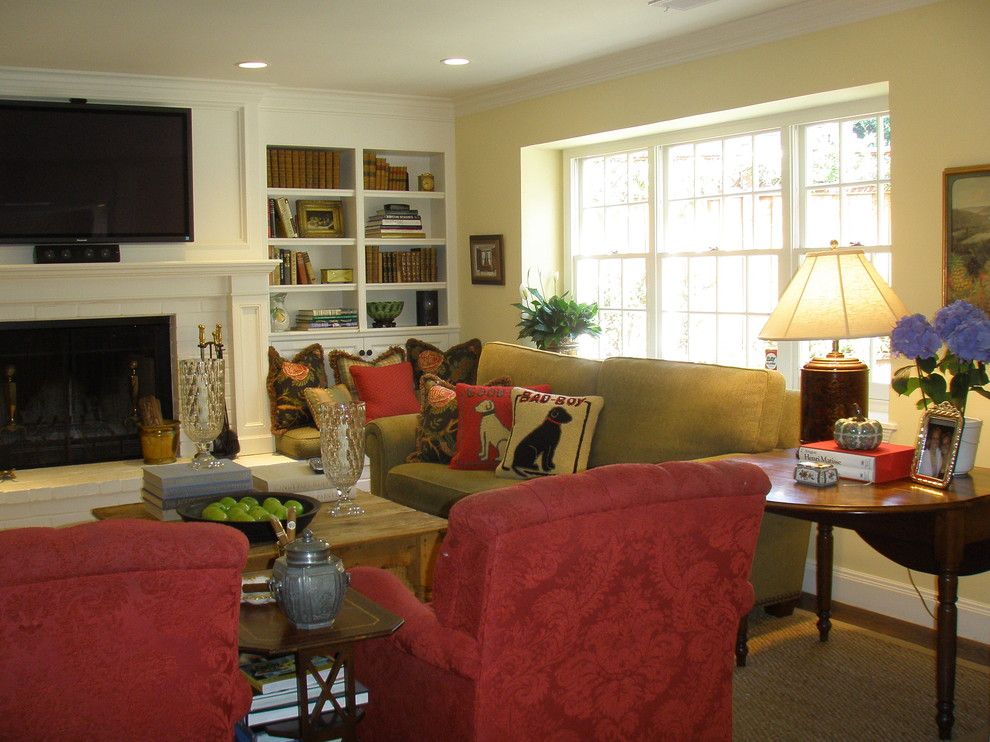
815;523;833;642
935;571;958;740
735;614;749;667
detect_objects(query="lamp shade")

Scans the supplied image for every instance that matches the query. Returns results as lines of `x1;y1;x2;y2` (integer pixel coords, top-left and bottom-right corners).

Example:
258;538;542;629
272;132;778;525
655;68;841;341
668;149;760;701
759;247;908;341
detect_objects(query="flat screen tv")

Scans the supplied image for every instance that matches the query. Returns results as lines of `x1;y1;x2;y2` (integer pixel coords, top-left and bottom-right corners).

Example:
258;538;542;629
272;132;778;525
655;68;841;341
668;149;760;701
0;100;193;244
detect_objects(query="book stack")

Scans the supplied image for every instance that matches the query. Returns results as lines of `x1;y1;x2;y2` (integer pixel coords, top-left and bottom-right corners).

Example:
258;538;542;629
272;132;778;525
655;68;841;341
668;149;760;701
267;147;341;189
365;246;438;283
240;653;369;728
293;308;358;331
269;247;318;285
362;152;409;190
796;440;916;483
141;461;253;520
365;204;424;239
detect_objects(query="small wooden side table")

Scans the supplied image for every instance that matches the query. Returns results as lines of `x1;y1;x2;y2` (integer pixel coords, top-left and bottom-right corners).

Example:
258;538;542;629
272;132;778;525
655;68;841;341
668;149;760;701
239;585;402;742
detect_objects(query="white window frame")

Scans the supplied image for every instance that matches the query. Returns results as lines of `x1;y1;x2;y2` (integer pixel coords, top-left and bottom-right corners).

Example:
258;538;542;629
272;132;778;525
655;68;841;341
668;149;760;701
562;96;892;410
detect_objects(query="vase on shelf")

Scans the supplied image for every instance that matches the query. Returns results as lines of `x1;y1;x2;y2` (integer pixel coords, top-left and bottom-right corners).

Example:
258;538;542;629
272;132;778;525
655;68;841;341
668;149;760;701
176;358;226;469
318;401;366;517
953;417;982;476
270;292;289;332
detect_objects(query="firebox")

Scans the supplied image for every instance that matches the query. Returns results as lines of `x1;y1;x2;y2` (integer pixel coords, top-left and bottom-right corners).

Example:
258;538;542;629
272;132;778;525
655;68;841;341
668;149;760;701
0;316;173;470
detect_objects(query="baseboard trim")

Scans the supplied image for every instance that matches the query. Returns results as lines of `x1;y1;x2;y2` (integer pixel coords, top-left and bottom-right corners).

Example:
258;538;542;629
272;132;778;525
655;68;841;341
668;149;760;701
802;561;990;642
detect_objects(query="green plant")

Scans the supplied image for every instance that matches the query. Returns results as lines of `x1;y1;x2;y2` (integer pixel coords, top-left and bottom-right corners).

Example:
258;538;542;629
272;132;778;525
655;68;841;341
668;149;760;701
513;285;601;350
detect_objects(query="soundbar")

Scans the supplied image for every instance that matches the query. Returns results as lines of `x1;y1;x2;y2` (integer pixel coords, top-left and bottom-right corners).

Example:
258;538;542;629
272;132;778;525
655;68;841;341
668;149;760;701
34;244;121;264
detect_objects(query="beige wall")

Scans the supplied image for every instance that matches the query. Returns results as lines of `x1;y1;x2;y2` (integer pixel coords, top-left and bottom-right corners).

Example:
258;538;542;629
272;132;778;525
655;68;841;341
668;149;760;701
456;0;990;618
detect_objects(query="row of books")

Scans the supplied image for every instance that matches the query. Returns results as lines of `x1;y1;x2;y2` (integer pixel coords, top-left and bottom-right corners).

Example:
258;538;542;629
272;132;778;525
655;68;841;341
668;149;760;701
269;247;320;286
267;147;343;189
366;245;439;283
363;152;409;190
141;461;253;520
293;308;358;331
796;440;914;483
267;197;299;238
240;653;368;728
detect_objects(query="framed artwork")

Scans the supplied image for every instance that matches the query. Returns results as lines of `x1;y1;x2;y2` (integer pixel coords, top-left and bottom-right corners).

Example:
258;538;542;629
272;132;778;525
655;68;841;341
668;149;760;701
297;199;344;238
943;164;990;312
910;401;963;488
469;234;505;285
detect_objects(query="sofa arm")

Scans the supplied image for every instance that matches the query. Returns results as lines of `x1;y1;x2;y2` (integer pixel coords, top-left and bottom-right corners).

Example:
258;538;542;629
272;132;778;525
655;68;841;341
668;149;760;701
366;413;419;496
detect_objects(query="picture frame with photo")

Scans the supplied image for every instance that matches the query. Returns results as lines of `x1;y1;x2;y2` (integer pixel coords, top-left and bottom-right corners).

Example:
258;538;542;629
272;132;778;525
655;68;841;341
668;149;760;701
943;164;990;313
297;199;344;238
469;234;505;285
910;401;964;488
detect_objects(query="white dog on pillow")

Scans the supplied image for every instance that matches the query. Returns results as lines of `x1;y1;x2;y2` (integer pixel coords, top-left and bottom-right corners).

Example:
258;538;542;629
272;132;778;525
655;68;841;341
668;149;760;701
475;399;510;461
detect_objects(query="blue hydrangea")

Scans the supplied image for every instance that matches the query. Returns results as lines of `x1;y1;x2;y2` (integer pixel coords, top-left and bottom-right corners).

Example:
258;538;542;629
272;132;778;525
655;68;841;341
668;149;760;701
945;318;990;362
933;300;987;339
890;313;941;359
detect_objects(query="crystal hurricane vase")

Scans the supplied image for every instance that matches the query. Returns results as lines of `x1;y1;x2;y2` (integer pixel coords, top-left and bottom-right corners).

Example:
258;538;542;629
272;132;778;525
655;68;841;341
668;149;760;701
177;358;226;470
318;401;366;517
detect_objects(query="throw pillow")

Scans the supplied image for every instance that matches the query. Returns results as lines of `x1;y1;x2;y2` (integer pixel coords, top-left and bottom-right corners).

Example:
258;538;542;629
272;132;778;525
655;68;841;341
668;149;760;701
349;362;421;421
449;382;551;471
406;374;459;464
302;384;354;429
405;338;482;388
266;344;328;435
495;389;604;480
328;345;405;398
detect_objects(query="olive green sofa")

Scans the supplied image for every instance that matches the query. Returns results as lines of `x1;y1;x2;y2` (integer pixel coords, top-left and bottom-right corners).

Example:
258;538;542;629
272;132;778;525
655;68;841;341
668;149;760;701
366;341;811;613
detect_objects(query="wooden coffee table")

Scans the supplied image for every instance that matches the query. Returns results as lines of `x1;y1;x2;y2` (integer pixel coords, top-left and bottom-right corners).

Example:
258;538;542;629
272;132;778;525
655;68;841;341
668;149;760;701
93;489;447;601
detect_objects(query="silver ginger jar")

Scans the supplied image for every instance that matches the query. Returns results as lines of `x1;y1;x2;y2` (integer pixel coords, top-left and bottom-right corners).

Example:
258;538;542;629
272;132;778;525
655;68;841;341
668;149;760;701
269;529;349;629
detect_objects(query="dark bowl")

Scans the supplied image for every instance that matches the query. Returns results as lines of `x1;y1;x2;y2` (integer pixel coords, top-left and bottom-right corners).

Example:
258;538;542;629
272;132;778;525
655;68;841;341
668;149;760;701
177;491;321;544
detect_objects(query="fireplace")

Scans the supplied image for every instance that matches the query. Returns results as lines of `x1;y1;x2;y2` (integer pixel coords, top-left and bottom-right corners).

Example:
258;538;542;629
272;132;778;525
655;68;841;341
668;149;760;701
0;316;173;470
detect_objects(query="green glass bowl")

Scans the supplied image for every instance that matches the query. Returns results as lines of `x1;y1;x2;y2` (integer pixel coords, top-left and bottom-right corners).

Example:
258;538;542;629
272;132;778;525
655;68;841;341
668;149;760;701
366;301;404;321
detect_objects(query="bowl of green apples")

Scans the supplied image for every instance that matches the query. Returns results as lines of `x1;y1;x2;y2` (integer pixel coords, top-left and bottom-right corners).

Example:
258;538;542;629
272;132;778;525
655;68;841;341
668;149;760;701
177;491;321;543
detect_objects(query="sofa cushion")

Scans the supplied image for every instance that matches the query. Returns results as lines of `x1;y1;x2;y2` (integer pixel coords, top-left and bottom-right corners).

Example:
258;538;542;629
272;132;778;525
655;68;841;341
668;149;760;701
302;384;353;428
266;343;328;435
589;357;786;467
450;382;551;471
275;426;320;459
386;462;520;517
407;374;459;464
329;345;405;398
350;362;421;421
495;389;604;480
475;342;600;397
406;337;482;388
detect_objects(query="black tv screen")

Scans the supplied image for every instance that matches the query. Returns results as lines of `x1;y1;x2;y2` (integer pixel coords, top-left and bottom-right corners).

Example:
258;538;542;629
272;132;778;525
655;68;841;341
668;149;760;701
0;100;193;244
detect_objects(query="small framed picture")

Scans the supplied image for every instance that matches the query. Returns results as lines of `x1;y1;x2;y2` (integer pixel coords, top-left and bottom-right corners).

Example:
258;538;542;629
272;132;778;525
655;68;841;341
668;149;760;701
469;234;505;285
296;199;344;238
910;402;964;488
943;164;990;313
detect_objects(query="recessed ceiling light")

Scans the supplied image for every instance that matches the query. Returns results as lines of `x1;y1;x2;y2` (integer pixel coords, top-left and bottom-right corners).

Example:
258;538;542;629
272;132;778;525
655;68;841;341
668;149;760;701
442;57;470;66
237;61;268;69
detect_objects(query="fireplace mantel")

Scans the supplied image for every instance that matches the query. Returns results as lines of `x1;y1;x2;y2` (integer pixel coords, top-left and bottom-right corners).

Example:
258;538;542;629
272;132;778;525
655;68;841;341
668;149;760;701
0;259;276;460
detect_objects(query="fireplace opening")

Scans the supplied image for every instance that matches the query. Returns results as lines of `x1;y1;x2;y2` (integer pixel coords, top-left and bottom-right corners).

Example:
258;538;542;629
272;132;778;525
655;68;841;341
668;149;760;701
0;316;173;470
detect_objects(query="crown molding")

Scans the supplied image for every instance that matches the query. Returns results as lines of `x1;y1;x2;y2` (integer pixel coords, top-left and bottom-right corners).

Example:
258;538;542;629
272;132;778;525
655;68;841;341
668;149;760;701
454;0;938;116
260;87;454;123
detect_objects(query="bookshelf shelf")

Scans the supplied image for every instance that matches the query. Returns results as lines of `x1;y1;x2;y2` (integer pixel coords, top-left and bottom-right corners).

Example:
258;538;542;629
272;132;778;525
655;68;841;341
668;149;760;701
272;283;357;293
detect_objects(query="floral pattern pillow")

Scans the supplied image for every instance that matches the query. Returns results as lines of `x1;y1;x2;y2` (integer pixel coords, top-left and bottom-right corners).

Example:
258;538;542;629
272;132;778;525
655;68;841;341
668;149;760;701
405;338;482;388
266;344;328;435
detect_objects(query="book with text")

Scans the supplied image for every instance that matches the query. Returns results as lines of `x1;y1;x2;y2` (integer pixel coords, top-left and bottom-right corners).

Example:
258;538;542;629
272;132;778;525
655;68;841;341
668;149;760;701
797;440;915;483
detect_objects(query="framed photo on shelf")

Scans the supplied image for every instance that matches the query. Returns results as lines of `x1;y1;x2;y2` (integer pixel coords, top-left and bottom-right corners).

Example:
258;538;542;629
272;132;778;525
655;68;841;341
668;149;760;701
943;164;990;312
469;234;504;285
296;199;344;238
910;401;963;488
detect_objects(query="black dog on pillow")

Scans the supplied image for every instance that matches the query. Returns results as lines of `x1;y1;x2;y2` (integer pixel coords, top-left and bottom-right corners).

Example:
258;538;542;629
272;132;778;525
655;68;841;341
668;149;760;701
510;406;573;476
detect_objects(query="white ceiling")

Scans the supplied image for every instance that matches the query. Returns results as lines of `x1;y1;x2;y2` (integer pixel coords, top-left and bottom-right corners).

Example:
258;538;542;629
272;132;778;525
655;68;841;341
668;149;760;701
0;0;933;109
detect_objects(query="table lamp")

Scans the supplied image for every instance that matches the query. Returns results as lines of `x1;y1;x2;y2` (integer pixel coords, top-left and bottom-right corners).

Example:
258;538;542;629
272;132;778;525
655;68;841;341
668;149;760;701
759;241;909;443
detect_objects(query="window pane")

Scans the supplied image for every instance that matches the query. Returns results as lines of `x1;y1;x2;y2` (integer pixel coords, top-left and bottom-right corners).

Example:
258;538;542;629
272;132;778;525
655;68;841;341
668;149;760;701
806;122;839;185
605;154;628;204
665;200;694;253
667;144;694;199
628;202;649;253
689;256;716;312
689;314;717;364
582;156;604;207
661;257;688;311
599;309;623;358
748;315;772;368
841;185;878;245
717;314;747;367
805;187;840;247
580;207;605;254
754;131;782;189
722;194;752;251
599;259;622;308
623;258;647;309
755;193;782;249
623;311;648;358
717;255;746;312
629;150;649;203
575;258;598;304
696;140;722;196
747;254;778;314
880;183;892;245
696;197;721;252
842;118;878;183
880;115;891;180
724;136;753;194
660;312;689;360
604;205;629;252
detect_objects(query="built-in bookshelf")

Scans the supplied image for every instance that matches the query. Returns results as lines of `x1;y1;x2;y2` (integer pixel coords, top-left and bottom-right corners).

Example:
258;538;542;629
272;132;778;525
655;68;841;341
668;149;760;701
265;145;450;342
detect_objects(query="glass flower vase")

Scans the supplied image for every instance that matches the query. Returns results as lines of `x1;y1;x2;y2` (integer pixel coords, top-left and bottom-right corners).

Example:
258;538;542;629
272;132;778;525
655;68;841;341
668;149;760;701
318;401;366;517
177;358;226;469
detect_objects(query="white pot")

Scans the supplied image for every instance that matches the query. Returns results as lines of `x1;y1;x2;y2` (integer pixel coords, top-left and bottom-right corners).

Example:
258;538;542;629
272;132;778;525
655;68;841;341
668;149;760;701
953;417;982;476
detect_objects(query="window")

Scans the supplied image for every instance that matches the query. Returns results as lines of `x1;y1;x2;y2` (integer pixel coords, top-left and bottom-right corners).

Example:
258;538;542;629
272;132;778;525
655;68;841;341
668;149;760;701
566;103;892;407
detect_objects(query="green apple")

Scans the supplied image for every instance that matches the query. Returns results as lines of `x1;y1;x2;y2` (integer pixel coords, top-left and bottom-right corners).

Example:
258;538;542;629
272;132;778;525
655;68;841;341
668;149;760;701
239;495;259;507
284;499;304;513
201;505;228;521
219;496;238;509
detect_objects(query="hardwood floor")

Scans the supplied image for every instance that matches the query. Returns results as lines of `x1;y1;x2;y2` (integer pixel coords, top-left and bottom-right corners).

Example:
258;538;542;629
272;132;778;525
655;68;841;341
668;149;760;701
796;593;990;668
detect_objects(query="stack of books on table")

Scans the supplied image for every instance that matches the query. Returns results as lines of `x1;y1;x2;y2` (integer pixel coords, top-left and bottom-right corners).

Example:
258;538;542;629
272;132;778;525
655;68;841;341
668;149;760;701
140;461;253;520
240;653;369;728
293;308;358;331
796;440;916;483
365;203;424;239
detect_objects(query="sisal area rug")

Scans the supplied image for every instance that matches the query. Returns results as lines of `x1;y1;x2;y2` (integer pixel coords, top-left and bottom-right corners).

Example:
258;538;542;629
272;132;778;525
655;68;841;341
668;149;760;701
733;609;990;741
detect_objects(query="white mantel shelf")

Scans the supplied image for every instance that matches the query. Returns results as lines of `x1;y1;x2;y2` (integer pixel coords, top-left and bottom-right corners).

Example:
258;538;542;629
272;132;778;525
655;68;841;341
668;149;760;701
0;260;275;280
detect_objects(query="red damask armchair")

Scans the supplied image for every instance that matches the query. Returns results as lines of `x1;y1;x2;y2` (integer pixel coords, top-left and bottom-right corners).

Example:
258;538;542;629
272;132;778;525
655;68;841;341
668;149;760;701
0;519;252;742
350;459;770;742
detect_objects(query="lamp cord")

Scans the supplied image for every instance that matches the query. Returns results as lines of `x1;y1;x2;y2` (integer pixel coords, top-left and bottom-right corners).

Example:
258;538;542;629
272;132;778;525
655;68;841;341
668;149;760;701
907;569;935;619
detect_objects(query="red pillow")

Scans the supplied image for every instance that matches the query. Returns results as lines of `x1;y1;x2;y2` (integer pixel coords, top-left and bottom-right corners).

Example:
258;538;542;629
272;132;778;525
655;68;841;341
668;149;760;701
349;362;421;421
450;383;551;470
